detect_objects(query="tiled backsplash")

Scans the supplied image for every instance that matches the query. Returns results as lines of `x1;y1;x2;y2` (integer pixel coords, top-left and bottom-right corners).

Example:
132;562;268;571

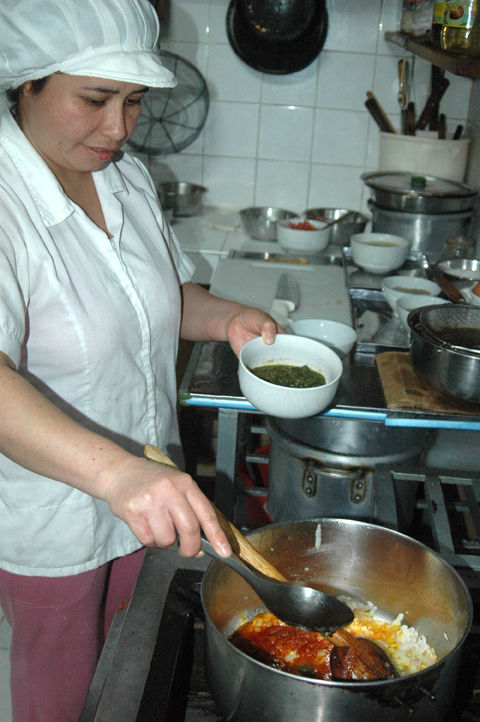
137;0;474;216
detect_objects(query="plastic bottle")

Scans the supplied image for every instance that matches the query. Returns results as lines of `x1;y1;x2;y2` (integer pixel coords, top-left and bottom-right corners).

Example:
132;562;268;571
441;0;480;55
431;1;445;44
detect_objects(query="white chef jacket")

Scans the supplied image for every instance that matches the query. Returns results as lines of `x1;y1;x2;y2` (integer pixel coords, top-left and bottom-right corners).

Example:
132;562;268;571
0;112;195;576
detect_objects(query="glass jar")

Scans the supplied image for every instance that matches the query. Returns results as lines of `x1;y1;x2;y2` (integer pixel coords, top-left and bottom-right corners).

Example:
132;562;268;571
441;0;480;56
442;236;475;258
401;0;435;36
431;0;445;44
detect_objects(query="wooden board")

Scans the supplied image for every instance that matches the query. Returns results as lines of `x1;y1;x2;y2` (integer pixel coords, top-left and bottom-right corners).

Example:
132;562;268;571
375;351;480;414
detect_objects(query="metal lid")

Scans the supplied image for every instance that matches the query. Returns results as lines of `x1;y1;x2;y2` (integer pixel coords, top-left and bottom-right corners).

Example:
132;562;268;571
361;171;478;213
362;171;476;199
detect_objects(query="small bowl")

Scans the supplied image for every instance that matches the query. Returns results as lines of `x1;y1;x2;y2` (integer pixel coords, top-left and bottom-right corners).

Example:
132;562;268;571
382;275;442;316
396;295;451;331
277;217;330;254
238;335;343;419
156;181;207;217
350;232;410;274
240;207;297;241
289;318;357;356
304;208;368;244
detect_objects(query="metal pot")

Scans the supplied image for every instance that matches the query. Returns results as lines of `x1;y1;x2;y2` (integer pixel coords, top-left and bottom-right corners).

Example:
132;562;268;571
202;518;472;722
408;304;480;403
265;417;432;529
368;200;474;256
362;171;478;214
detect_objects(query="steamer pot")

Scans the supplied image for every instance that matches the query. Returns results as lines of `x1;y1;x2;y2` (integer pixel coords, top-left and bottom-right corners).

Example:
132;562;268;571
362;171;477;258
368;200;474;256
202;518;472;722
265;417;433;528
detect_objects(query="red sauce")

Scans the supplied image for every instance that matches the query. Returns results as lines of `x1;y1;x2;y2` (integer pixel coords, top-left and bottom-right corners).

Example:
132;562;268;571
229;613;334;679
288;220;317;231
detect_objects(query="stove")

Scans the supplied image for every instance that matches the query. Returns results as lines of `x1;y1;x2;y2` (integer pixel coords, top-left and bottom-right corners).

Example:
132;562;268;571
80;469;480;722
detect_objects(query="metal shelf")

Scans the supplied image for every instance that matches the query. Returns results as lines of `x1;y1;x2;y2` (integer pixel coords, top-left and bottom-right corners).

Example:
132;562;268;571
385;31;480;78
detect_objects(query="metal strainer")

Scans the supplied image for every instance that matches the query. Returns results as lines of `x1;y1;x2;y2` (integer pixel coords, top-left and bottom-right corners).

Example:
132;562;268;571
416;304;480;354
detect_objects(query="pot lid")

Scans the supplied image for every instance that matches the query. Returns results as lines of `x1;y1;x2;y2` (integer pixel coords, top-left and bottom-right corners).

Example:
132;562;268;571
361;171;477;200
226;0;328;75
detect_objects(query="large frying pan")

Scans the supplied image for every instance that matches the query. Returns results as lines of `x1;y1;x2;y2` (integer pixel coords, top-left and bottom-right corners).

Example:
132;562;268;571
226;0;328;75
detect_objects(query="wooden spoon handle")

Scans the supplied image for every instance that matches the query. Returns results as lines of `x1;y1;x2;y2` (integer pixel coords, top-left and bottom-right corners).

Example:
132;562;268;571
143;444;287;582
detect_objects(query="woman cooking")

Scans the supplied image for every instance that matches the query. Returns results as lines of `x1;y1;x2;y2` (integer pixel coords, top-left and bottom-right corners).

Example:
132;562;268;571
0;0;279;719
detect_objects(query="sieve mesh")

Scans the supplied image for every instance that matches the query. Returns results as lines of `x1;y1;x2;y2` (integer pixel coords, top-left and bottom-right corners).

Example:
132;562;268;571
417;304;480;352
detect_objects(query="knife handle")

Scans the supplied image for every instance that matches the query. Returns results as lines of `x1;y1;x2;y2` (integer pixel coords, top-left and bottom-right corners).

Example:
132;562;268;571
406;102;416;136
365;92;396;134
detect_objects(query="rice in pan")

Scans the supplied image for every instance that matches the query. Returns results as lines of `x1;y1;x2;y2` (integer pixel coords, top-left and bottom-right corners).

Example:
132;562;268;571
345;602;438;676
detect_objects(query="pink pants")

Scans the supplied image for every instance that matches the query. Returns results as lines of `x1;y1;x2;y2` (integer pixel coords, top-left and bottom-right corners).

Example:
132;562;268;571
0;547;145;722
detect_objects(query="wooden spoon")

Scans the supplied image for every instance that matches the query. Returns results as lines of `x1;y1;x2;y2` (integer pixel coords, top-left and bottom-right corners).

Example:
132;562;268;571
330;628;398;681
143;444;286;580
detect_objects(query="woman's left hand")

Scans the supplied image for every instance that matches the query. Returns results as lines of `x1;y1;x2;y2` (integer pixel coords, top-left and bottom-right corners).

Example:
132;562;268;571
180;282;283;355
225;307;280;356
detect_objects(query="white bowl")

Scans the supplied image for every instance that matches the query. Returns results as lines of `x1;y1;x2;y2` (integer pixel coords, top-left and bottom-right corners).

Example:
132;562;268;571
277;217;330;254
289;318;357;356
382;275;442;316
396;295;451;331
238;334;342;419
350;232;410;274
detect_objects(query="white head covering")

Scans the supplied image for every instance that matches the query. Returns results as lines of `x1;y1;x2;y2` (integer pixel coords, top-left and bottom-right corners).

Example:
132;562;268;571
0;0;176;92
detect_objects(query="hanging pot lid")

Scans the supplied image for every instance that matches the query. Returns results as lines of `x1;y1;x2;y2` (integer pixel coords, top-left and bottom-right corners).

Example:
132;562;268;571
226;0;328;75
361;171;478;214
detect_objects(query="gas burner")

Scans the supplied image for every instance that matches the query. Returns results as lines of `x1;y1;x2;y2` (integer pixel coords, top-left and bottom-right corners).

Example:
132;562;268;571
81;468;480;721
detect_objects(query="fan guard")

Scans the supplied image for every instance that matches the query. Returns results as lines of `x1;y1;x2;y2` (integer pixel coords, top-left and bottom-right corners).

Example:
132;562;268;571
127;50;209;156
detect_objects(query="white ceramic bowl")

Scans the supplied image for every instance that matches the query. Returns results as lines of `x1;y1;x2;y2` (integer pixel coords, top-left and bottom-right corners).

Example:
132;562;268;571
277;217;330;254
238;334;342;419
396;295;451;331
289;318;357;356
350;232;410;274
382;275;442;316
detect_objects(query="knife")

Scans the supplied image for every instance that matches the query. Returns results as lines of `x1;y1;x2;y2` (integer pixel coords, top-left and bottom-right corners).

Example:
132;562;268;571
275;273;300;308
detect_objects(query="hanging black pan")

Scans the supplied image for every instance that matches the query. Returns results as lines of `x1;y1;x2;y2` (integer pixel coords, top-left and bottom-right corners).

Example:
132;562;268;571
226;0;328;75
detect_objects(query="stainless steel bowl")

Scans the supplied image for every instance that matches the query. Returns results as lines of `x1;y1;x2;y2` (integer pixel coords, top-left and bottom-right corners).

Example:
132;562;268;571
434;257;480;281
304;208;368;244
239;207;297;241
408;304;480;403
156;181;207;217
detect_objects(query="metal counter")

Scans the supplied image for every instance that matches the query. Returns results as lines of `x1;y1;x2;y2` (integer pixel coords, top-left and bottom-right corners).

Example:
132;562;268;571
178;248;480;517
178;340;480;518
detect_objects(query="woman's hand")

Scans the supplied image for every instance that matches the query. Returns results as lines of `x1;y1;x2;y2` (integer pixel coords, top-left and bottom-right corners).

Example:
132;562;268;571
225;306;280;356
180;283;283;356
100;456;232;558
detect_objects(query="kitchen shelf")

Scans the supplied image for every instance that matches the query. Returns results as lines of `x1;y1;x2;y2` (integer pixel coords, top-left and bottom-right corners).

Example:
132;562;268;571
385;31;480;78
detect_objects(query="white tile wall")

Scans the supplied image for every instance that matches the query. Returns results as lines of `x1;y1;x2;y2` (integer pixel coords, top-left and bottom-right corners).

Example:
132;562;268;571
135;0;473;215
